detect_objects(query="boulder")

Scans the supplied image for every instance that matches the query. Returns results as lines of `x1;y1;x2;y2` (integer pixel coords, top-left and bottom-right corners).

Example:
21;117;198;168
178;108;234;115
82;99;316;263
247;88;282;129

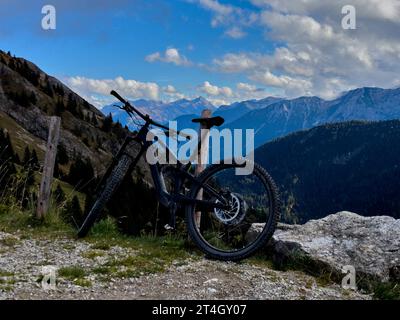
248;212;400;283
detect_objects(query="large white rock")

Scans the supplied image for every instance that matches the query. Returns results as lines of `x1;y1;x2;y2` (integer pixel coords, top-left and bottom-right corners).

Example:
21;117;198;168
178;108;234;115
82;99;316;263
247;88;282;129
248;212;400;282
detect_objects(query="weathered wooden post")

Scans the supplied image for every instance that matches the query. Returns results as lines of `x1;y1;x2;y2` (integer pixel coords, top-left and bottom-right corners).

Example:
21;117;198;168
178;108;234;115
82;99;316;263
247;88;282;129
194;109;212;228
37;116;61;219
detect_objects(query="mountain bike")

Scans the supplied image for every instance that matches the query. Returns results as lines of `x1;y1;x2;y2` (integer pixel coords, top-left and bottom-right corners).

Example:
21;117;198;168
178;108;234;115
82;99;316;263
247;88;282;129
77;90;281;261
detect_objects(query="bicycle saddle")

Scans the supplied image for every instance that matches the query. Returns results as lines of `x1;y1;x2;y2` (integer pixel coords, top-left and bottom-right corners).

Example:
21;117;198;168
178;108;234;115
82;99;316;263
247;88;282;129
191;116;225;128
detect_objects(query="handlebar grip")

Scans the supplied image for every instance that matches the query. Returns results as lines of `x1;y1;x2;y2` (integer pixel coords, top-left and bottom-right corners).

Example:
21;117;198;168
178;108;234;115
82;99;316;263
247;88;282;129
110;90;126;104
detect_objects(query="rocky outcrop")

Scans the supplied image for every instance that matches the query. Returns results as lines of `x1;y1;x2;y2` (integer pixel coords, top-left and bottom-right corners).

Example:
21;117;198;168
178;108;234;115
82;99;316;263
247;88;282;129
248;212;400;284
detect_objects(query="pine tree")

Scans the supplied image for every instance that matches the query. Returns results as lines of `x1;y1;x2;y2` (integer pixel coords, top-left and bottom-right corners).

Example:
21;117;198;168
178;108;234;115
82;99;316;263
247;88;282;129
53;162;61;179
30;149;40;170
22;147;39;170
56;144;69;165
29;92;37;105
22;146;31;166
44;82;54;97
0;132;16;162
8;58;15;70
84;193;95;216
53;184;66;205
67;157;96;193
55;98;65;116
14;152;21;165
63;195;82;225
91;113;98;126
25;167;35;189
102;113;113;132
54;84;65;96
10;90;30;107
67;93;78;114
0;129;17;190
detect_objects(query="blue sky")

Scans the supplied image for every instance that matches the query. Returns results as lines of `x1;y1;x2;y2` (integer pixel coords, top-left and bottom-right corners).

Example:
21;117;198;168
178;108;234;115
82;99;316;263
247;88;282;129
1;0;400;107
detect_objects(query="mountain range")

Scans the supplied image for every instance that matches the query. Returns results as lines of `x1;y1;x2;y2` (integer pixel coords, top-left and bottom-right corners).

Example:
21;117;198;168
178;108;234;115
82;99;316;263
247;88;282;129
106;87;400;149
102;97;215;129
225;87;400;148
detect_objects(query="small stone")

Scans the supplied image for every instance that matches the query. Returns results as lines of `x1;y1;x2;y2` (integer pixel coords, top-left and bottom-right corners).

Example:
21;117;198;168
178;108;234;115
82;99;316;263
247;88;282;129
207;288;217;294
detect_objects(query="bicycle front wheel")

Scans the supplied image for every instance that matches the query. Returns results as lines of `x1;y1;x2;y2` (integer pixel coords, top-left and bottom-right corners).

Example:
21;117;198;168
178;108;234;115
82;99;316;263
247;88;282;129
185;160;281;261
77;154;132;238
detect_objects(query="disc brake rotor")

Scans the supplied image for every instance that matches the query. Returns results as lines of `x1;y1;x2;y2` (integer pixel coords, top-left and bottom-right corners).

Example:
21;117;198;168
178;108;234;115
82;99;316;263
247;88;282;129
213;193;246;225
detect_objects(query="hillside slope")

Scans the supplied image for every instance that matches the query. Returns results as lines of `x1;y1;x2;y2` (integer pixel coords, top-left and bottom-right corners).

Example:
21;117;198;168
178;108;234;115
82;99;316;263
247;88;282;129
255;120;400;223
0;50;130;174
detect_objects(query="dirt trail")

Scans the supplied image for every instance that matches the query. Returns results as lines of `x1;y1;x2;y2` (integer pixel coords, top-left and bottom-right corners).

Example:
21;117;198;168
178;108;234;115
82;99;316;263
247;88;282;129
0;231;369;300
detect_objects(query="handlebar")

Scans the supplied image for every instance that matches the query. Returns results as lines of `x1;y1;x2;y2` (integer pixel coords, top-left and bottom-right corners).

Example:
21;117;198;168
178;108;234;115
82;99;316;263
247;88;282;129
110;90;192;140
110;90;127;104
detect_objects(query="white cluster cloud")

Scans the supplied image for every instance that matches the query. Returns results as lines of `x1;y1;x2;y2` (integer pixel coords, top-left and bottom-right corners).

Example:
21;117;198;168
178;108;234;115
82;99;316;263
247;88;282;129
199;81;233;98
65;76;270;108
146;48;191;66
193;0;257;39
202;0;400;99
65;76;160;107
236;82;257;92
197;81;269;106
163;85;186;101
224;27;247;39
213;53;257;73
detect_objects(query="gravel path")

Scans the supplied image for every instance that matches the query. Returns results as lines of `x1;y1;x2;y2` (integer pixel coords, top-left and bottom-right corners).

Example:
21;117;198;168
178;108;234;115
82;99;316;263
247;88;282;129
0;231;370;300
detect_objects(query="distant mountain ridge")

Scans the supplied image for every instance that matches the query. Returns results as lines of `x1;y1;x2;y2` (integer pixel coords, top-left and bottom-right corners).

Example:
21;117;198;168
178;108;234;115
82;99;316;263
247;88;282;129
214;97;283;124
102;96;215;129
104;87;400;149
224;87;400;148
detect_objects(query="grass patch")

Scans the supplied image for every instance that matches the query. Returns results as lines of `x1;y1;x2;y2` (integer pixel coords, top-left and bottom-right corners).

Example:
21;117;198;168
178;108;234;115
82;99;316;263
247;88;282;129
0;203;74;238
0;285;13;291
99;236;195;279
0;269;14;277
90;242;111;251
92;266;116;275
58;266;86;280
0;277;16;286
373;282;400;300
88;217;120;239
73;278;92;287
85;221;197;280
246;252;275;269
0;235;20;247
105;254;165;278
81;250;105;260
86;218;196;262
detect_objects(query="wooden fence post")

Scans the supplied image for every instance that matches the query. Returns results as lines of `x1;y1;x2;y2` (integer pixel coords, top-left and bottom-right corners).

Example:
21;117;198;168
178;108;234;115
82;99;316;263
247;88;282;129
194;109;212;228
37;116;61;219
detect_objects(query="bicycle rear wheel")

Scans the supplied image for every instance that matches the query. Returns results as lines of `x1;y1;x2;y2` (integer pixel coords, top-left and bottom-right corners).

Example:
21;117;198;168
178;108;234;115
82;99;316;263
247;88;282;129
185;160;281;261
77;154;132;238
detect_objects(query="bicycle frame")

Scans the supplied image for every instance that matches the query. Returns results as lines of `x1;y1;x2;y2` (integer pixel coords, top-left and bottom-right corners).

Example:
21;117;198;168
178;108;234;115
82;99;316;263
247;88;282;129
96;119;230;223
